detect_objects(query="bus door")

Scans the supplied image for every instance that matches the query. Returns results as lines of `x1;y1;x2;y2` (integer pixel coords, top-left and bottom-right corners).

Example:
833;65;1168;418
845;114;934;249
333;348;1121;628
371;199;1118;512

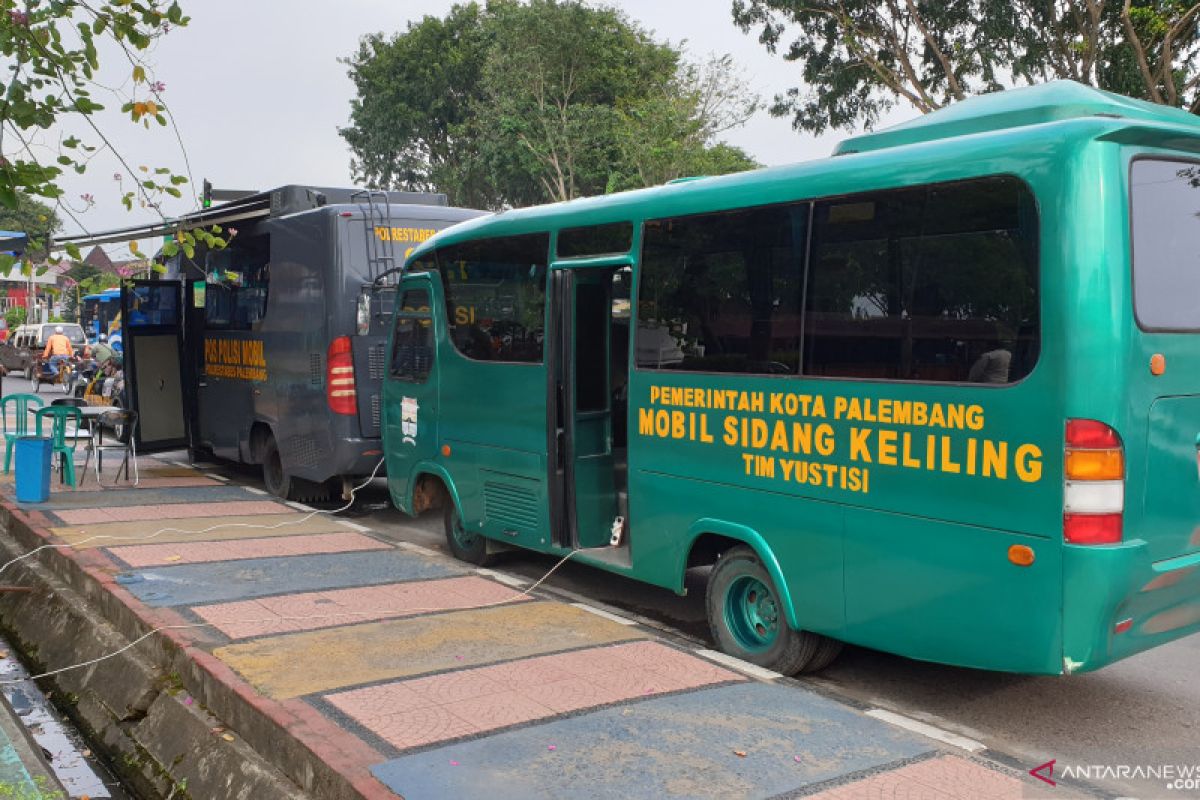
551;261;628;550
121;280;188;451
382;275;439;512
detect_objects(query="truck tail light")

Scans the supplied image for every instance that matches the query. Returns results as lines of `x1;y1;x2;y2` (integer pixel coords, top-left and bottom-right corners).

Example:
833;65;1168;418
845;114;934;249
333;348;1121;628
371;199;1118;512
326;336;357;415
1063;419;1124;545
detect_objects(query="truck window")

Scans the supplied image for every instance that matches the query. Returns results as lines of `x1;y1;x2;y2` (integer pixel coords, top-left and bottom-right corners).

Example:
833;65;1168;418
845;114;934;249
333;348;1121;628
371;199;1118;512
390;288;432;382
1131;158;1200;329
805;176;1039;383
204;235;270;331
434;233;548;364
637;204;806;374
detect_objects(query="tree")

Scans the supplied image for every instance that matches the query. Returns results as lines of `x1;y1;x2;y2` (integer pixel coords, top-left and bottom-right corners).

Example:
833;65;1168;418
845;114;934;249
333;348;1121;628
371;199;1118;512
339;3;495;207
731;0;1200;135
1;1;223;267
341;1;759;208
0;190;61;259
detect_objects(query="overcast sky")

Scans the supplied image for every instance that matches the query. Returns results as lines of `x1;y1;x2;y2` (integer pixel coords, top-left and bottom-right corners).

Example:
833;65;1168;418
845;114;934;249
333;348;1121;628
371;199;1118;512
45;0;914;251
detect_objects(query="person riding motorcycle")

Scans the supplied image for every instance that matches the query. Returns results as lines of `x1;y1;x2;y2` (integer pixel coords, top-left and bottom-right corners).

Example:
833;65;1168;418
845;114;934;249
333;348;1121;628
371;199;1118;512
90;333;115;369
42;325;74;377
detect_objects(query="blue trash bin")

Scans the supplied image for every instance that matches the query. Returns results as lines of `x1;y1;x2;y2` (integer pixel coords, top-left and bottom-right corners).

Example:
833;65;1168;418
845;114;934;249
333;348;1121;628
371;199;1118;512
14;436;52;503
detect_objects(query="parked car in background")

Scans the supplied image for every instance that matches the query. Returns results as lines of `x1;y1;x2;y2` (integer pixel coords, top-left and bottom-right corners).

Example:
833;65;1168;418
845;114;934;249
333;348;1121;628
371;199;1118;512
0;323;87;379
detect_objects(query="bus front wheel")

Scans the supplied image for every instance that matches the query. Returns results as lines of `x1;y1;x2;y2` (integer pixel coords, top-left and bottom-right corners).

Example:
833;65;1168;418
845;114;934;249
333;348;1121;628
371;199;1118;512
706;545;841;675
444;503;493;566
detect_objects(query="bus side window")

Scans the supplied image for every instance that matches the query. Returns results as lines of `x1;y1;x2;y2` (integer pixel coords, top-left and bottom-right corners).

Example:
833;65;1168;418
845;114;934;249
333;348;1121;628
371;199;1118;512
804;176;1039;383
390;288;432;382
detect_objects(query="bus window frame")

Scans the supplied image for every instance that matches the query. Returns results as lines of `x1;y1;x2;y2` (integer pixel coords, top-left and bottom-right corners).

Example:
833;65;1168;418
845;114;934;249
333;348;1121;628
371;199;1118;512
1128;154;1200;333
630;171;1042;389
389;287;434;384
425;232;552;367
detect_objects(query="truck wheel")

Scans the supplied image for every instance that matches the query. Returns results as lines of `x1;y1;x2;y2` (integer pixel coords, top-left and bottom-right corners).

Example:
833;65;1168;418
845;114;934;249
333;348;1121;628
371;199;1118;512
444;502;493;566
705;545;840;675
261;435;330;502
262;436;293;499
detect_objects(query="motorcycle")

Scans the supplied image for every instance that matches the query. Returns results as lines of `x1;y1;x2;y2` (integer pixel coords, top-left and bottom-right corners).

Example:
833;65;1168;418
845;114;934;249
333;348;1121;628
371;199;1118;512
31;355;76;394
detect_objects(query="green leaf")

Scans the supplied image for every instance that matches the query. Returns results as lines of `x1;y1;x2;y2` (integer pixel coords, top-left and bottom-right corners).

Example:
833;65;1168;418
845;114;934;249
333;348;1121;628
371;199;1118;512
161;240;179;257
65;243;83;261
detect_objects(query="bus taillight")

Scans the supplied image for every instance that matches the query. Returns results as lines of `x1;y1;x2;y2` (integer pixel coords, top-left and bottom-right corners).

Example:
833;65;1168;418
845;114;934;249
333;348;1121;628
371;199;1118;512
1063;419;1124;544
326;336;357;416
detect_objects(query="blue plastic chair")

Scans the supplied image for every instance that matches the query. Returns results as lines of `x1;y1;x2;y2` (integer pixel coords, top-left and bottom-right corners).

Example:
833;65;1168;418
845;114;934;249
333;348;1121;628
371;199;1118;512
2;393;46;473
35;406;83;487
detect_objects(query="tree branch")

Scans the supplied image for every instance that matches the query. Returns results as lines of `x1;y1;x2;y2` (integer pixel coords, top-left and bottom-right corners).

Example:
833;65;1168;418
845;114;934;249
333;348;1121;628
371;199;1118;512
903;0;964;100
1122;0;1165;104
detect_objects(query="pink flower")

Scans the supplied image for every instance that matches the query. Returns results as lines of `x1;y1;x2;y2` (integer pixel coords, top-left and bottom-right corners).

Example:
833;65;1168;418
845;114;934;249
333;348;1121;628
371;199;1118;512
80;193;94;205
151;81;166;93
9;11;28;26
113;173;122;181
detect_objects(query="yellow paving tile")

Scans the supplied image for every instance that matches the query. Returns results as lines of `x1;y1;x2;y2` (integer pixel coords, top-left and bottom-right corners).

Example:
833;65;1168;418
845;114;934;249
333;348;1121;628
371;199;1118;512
49;513;357;548
215;601;646;699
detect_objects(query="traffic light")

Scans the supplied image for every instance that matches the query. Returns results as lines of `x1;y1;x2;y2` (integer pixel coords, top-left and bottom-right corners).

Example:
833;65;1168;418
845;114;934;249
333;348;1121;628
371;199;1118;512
202;179;212;209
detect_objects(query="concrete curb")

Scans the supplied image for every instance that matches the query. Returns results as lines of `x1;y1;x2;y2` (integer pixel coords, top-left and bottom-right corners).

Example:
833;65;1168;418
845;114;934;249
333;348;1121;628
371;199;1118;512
0;498;396;800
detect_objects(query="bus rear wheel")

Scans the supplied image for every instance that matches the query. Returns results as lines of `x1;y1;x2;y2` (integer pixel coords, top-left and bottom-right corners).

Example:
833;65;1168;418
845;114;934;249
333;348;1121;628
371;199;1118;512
261;435;330;502
706;545;841;675
444;503;493;566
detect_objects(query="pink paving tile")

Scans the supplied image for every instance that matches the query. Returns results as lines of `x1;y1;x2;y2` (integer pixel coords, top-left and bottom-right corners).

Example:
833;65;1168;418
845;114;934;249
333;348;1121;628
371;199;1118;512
109;532;390;568
55;499;291;524
363;707;479;752
325;641;743;751
441;690;553;730
404;670;508;706
193;576;530;639
807;755;1028;800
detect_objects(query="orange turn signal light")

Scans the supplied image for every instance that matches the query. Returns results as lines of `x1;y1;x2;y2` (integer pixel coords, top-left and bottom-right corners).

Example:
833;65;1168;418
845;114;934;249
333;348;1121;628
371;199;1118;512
1064;449;1124;481
441;444;452;457
1150;353;1166;376
1008;544;1036;567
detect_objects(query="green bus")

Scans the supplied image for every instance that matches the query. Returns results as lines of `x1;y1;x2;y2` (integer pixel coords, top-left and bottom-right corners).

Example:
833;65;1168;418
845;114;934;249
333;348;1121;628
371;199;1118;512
381;81;1200;675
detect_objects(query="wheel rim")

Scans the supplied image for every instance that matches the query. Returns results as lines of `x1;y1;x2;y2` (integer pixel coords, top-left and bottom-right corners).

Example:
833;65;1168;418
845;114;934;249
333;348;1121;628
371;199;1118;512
723;575;780;653
450;510;478;551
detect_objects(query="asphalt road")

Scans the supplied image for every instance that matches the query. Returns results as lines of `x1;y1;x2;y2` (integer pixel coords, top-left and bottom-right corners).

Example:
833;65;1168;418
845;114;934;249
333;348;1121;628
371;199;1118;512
102;445;1200;800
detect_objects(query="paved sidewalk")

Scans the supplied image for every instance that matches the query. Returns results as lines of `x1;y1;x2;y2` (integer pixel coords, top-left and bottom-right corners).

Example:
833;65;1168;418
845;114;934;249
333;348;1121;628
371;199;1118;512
0;454;1052;799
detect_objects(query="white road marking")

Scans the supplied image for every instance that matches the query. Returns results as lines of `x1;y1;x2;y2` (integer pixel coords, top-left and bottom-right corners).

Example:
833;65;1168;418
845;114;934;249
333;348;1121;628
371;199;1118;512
206;473;229;482
242;486;267;495
475;568;527;588
695;649;782;681
337;520;371;532
285;501;314;512
571;602;637;626
865;709;986;753
395;541;440;557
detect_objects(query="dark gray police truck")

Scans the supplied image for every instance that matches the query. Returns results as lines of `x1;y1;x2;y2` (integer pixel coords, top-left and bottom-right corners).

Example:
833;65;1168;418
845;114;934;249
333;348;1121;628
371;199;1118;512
125;185;484;500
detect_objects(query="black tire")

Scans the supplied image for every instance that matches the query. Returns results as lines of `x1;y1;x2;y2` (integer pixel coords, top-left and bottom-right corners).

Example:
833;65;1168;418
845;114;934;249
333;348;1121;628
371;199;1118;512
705;545;840;675
23;365;30;381
444;502;493;566
261;435;329;502
31;373;39;393
262;435;292;499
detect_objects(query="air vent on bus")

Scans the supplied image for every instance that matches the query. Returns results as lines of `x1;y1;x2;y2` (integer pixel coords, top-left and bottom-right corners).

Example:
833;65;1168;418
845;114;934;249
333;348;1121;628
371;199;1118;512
368;343;387;381
309;353;322;387
483;480;539;532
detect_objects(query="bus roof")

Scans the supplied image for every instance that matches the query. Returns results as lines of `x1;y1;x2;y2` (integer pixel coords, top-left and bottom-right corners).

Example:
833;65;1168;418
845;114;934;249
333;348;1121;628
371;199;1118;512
82;288;121;301
836;79;1200;155
406;80;1200;262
